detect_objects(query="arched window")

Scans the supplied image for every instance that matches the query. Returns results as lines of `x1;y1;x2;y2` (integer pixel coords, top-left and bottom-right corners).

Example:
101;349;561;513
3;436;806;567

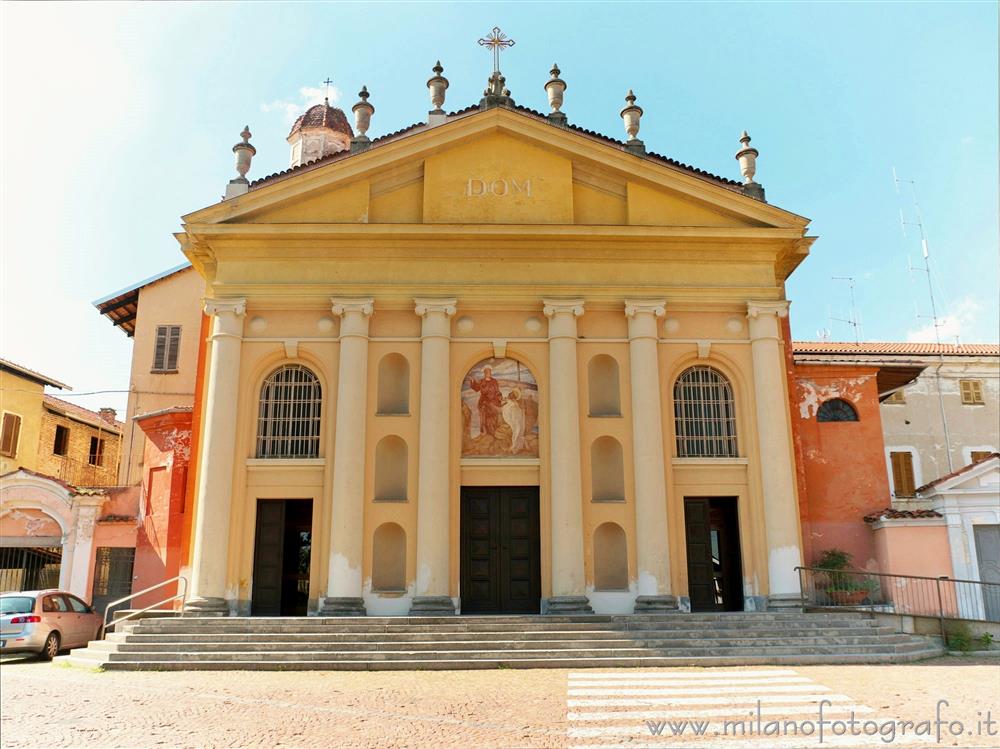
255;365;321;458
588;355;621;417
673;366;738;458
593;522;628;591
377;353;410;415
817;398;859;422
374;436;408;501
591;436;626;502
372;523;406;592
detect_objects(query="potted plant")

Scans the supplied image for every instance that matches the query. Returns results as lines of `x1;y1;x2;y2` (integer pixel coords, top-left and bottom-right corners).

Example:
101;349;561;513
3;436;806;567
815;549;876;606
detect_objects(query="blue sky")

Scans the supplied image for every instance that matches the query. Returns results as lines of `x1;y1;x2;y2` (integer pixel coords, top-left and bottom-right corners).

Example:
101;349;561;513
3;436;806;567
2;2;997;413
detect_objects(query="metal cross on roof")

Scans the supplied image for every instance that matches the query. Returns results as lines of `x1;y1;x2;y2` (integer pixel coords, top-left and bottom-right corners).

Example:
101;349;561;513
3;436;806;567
478;27;515;75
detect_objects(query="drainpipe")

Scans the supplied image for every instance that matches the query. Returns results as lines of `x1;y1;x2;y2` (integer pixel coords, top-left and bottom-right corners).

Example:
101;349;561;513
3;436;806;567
934;355;954;474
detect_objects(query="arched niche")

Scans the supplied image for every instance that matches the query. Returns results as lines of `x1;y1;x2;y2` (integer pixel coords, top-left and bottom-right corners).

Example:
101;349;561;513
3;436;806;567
372;522;406;592
588;354;621;417
377;353;410;415
591;436;625;502
374;435;408;501
593;522;628;591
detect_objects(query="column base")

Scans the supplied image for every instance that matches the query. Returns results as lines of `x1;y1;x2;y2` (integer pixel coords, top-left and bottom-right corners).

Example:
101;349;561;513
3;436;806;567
183;597;229;617
319;597;367;617
408;596;456;616
766;593;805;612
545;596;593;615
633;595;680;614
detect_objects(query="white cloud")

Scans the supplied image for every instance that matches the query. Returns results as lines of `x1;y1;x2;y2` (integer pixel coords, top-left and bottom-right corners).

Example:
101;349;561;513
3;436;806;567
906;295;983;343
261;84;343;125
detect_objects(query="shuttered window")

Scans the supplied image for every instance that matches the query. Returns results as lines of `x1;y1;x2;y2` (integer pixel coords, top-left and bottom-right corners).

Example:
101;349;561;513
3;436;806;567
0;413;21;458
890;451;916;497
152;325;182;372
959;379;984;405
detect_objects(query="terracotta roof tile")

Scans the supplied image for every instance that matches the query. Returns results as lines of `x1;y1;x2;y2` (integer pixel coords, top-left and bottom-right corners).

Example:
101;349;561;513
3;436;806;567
863;507;943;523
250;103;743;192
916;452;999;493
288;103;353;138
793;341;1000;357
43;395;124;433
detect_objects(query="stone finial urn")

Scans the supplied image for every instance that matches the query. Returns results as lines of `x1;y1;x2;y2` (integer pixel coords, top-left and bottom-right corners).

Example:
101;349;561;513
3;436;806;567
233;126;256;180
352;86;374;137
427;61;449;113
735;130;759;183
620;90;643;141
544;63;566;113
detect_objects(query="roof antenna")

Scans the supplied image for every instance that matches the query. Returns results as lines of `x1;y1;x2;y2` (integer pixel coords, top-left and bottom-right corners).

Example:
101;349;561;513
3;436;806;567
894;167;943;345
829;276;862;343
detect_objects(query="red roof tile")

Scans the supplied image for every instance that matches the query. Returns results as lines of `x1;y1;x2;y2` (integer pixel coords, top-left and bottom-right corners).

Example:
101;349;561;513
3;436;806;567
793;342;1000;357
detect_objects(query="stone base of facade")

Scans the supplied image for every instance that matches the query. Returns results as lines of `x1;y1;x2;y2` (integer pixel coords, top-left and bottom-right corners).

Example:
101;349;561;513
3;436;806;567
766;593;805;612
544;595;593;615
408;596;457;616
183;597;229;617
319;597;367;617
633;594;680;614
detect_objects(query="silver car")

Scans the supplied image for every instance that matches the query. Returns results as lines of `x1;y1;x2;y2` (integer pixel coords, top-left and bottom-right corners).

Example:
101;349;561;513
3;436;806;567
0;590;103;660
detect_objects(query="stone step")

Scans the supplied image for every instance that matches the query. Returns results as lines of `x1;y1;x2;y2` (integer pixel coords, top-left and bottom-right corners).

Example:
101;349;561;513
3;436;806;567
126;619;882;635
60;646;944;671
108;627;895;642
91;633;911;654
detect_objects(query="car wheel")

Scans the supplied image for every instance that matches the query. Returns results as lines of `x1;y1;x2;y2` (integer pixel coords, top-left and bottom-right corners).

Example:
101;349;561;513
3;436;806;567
39;632;60;661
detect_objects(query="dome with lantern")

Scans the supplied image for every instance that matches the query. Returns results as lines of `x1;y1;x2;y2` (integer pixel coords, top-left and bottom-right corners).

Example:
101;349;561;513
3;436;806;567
286;99;354;167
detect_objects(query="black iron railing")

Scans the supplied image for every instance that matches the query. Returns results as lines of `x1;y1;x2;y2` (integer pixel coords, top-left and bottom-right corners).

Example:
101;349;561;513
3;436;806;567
797;566;1000;638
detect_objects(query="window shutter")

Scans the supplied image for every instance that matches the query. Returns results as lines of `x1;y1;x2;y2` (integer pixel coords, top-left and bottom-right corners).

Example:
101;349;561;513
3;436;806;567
0;413;21;457
166;326;181;370
153;326;168;370
890;451;915;496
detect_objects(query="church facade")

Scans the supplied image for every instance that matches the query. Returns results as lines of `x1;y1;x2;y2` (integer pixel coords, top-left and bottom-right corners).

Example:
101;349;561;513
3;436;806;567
175;66;815;617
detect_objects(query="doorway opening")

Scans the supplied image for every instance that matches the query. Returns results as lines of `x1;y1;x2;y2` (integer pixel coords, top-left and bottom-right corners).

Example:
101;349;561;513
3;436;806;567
460;486;541;614
683;497;744;612
251;499;313;616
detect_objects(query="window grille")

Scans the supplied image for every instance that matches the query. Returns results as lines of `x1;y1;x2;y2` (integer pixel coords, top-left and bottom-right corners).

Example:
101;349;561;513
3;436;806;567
256;365;322;458
673;366;738;458
817;398;859;422
152;325;182;372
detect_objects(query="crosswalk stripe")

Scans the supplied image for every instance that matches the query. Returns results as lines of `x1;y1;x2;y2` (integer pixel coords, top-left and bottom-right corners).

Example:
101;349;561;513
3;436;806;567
569;685;830;696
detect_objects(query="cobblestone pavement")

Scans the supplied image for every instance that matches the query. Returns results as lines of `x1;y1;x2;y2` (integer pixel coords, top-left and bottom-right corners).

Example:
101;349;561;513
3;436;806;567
1;656;996;748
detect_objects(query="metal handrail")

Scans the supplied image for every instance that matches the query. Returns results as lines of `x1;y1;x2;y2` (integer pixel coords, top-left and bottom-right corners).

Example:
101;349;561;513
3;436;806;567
795;566;1000;639
101;575;188;636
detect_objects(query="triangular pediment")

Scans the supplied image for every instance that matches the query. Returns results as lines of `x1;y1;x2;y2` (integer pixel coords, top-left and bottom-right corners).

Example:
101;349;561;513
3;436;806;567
185;107;808;231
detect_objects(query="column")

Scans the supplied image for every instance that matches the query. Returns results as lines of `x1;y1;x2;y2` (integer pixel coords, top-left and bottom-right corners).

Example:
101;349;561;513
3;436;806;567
410;298;458;615
321;298;374;616
66;498;101;600
542;299;592;614
625;300;678;613
747;300;804;609
187;297;246;615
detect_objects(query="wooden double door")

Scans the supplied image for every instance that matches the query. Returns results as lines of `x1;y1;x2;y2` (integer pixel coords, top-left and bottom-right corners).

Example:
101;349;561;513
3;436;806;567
251;499;313;616
460;487;541;614
684;497;744;612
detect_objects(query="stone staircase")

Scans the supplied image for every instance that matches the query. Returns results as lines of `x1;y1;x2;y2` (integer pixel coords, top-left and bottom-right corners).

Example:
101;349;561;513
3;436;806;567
60;612;943;671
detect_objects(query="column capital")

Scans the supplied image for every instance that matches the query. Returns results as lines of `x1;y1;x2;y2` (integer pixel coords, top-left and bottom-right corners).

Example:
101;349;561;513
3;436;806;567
414;297;458;317
624;299;667;318
746;300;790;319
542;298;585;318
203;297;247;317
330;297;374;318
